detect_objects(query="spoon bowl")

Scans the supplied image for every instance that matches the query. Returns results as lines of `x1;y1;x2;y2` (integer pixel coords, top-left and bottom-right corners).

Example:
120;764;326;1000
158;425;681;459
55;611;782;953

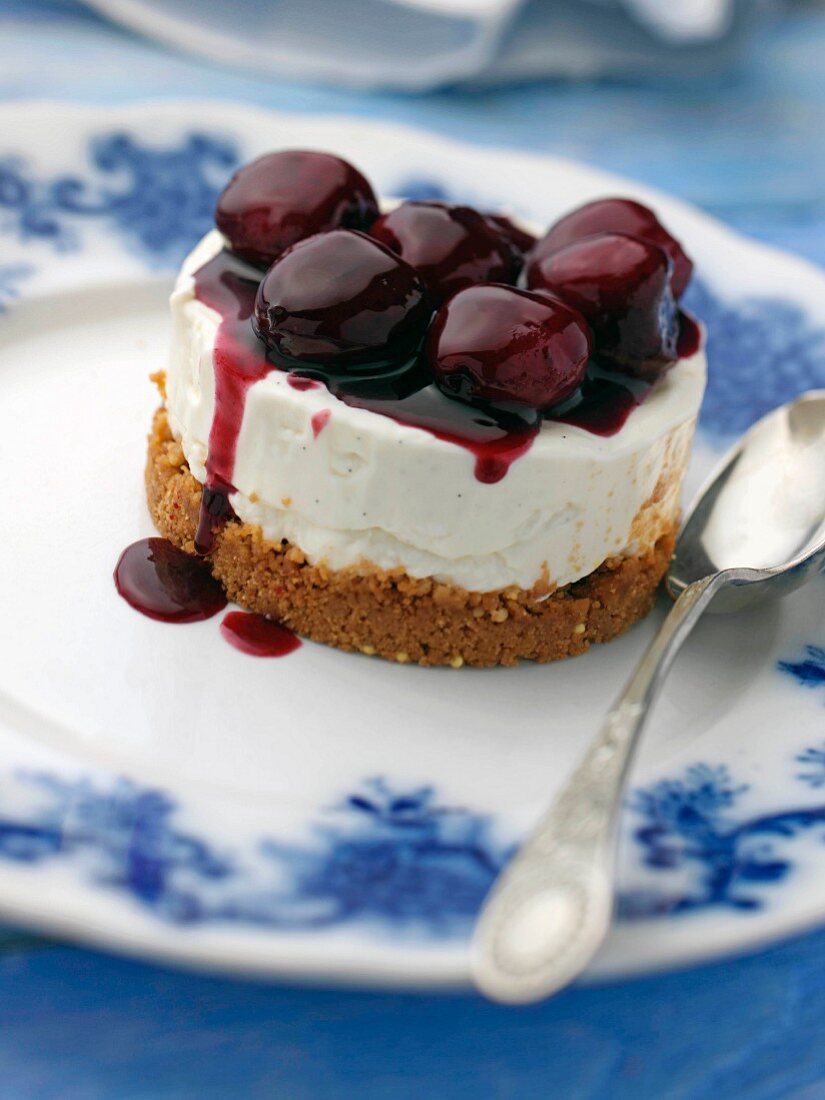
668;389;825;611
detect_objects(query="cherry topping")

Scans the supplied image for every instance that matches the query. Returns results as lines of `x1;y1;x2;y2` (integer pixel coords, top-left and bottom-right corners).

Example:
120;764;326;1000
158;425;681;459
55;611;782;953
427;284;591;410
216;150;379;267
254;229;432;364
529;198;693;298
525;232;678;377
485;213;538;258
369;201;518;306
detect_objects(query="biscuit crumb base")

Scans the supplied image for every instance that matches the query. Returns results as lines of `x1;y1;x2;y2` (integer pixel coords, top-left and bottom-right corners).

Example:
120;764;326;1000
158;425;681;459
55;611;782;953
146;407;676;668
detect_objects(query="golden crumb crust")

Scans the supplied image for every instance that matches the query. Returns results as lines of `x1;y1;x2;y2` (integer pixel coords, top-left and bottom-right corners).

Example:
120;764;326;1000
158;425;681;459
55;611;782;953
146;407;676;667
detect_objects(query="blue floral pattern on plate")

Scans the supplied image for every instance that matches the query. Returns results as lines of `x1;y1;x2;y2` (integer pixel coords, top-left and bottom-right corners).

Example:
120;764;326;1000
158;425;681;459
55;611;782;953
0;131;238;264
796;746;825;788
779;645;825;696
0;775;508;936
3;742;825;937
0;262;33;312
619;764;825;919
681;281;825;438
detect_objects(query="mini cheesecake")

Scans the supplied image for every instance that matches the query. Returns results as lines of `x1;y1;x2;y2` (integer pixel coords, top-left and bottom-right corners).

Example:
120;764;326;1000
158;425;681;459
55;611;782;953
147;151;706;667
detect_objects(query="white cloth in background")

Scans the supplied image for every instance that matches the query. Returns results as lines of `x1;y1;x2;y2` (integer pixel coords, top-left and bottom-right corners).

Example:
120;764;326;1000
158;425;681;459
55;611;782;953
80;0;762;90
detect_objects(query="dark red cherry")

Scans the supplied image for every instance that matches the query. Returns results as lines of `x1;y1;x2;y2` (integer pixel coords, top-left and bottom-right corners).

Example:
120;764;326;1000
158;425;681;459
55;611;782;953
526;232;678;377
530;198;692;298
485;213;538;258
254;229;431;364
427;284;591;410
216;150;379;267
369;201;518;306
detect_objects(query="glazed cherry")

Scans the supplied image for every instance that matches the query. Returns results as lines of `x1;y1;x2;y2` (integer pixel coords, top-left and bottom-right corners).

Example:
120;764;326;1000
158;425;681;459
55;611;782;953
526;232;678;376
369;201;518;306
485;213;538;258
528;198;693;298
216;150;379;267
427;284;591;410
254;229;432;364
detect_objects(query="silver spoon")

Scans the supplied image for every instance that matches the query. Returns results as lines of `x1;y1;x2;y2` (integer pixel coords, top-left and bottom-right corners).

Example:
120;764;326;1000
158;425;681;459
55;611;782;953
473;388;825;1004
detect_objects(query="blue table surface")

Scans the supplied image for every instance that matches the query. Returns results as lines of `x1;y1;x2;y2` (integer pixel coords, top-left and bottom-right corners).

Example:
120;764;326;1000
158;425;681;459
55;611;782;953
2;2;825;1097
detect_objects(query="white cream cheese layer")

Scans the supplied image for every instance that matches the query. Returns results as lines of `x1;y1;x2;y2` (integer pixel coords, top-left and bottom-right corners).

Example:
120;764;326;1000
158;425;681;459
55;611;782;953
165;229;707;593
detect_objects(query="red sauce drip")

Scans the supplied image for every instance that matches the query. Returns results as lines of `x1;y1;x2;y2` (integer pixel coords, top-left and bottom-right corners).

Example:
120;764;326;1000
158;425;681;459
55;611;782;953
191;249;698;513
287;376;321;391
114;538;227;623
552;382;638;436
194;482;236;555
220;611;302;657
548;311;700;438
344;383;538;483
191;256;272;552
677;311;701;358
311;409;332;438
473;438;535;484
548;363;650;437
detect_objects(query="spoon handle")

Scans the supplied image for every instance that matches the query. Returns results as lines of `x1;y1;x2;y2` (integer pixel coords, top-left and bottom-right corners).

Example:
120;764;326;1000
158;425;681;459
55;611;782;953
472;573;722;1004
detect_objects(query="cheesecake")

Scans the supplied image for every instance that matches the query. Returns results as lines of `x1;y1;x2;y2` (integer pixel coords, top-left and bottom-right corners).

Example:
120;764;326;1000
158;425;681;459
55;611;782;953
146;150;706;667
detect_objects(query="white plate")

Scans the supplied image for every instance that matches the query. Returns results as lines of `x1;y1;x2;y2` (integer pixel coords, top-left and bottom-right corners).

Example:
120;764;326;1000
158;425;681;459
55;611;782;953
2;100;825;988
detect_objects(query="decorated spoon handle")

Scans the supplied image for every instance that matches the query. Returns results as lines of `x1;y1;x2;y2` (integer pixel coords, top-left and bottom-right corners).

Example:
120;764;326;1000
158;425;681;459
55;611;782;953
472;573;722;1004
